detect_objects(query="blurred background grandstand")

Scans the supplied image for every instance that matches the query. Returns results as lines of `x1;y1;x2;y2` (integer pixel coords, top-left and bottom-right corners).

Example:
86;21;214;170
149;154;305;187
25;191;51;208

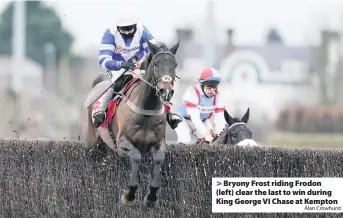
1;0;343;148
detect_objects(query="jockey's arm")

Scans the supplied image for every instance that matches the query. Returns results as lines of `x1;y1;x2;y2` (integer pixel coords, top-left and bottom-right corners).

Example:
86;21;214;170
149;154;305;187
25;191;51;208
183;87;209;138
98;29;122;71
213;93;227;134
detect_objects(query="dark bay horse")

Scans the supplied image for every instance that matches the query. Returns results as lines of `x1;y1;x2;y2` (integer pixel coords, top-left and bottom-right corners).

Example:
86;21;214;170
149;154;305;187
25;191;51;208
79;41;180;207
196;108;259;146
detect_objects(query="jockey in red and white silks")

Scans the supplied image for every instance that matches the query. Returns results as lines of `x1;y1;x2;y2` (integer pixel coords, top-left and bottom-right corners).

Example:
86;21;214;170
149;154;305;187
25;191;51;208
175;67;227;144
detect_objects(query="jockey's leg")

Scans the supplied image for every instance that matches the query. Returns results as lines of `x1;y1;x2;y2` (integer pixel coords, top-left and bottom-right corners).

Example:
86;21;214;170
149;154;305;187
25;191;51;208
114;74;133;91
174;118;192;144
92;74;133;128
92;85;115;128
164;104;182;129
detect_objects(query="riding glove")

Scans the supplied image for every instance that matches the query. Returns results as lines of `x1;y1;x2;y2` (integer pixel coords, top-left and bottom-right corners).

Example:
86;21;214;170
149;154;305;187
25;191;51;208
204;133;214;143
120;62;136;70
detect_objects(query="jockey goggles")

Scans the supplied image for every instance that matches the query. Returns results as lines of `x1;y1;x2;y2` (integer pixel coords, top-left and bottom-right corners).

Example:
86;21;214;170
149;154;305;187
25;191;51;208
118;24;136;33
204;84;218;89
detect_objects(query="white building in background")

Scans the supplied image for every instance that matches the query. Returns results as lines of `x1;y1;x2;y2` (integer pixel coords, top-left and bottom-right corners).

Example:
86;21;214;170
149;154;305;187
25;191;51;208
218;48;319;124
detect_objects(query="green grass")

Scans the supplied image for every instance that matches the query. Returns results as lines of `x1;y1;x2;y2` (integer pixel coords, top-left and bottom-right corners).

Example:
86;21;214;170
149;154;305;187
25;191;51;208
268;131;343;149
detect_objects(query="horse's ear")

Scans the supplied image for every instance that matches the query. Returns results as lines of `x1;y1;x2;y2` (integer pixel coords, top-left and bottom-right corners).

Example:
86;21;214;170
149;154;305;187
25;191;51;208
224;110;235;126
170;40;180;55
241;108;250;123
147;40;159;55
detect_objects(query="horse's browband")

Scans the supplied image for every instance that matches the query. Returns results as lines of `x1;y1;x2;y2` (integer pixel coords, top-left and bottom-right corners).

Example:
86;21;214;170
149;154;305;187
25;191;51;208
152;51;176;61
228;122;247;130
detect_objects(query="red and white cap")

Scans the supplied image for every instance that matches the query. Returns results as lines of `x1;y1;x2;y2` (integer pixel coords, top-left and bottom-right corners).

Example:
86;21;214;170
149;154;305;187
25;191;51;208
199;67;221;85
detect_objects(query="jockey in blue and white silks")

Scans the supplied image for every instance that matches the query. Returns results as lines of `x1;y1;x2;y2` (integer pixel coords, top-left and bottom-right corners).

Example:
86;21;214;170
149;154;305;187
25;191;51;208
98;21;155;72
175;67;227;144
92;12;182;129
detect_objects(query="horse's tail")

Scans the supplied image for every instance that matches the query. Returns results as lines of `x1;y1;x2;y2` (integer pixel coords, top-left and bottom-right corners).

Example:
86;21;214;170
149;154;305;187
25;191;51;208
91;74;109;88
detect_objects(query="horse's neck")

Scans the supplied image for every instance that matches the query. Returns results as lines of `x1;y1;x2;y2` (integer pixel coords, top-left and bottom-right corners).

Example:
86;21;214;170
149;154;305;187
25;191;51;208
130;70;162;111
212;127;229;146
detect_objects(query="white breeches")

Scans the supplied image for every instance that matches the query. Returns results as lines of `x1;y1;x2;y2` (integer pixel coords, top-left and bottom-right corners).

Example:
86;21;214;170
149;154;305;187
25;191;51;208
174;117;214;144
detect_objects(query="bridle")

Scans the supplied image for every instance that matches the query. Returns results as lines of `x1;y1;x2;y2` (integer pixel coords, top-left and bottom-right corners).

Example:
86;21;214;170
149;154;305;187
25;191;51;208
198;122;248;145
226;122;248;145
120;51;179;116
136;51;179;98
228;122;247;130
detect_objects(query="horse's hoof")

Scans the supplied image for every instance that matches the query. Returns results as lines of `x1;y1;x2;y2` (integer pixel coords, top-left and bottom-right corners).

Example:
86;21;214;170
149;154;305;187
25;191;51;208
120;194;135;205
144;195;157;208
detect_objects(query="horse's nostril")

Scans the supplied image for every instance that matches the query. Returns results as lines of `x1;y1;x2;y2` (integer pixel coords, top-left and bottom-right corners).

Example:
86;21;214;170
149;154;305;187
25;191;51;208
159;88;173;96
160;89;166;95
158;88;174;103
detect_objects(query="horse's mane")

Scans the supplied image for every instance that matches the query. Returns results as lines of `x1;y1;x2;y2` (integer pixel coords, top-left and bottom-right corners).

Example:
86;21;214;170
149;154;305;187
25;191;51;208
143;42;169;68
155;41;168;50
231;117;242;123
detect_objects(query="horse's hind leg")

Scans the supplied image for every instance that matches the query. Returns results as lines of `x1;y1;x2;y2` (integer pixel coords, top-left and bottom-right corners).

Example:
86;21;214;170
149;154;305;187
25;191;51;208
144;146;165;208
79;107;99;148
118;136;141;205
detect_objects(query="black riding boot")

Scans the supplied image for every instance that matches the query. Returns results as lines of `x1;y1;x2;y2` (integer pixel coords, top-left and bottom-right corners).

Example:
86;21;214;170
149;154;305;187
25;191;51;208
166;112;182;129
92;73;133;128
93;86;115;128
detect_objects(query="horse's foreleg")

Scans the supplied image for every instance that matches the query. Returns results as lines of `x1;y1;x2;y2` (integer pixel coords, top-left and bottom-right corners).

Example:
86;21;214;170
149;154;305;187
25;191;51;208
144;146;165;208
118;137;141;205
